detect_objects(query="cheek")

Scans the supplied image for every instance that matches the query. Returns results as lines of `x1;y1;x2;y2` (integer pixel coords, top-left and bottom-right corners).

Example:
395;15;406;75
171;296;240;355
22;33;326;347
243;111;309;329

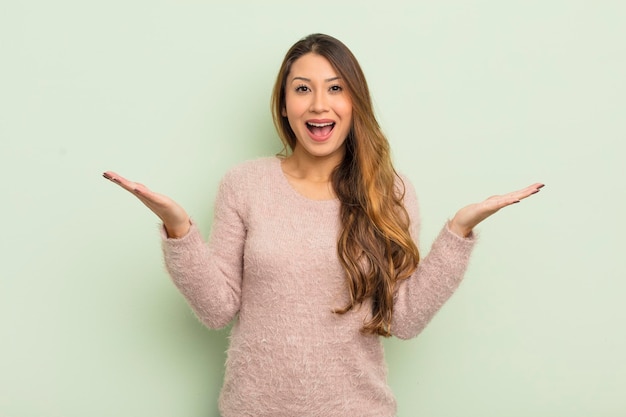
336;99;353;119
285;109;304;135
284;93;308;115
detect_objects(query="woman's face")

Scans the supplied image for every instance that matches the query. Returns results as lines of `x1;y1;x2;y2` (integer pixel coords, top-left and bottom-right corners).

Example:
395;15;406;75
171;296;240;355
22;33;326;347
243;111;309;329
283;53;353;162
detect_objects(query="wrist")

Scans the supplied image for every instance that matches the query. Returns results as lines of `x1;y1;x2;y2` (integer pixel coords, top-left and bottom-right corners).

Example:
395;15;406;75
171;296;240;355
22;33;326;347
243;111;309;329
164;218;191;239
448;219;472;238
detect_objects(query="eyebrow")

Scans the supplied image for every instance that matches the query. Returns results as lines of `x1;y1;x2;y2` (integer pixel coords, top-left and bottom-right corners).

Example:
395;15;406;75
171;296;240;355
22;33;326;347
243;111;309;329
290;76;341;83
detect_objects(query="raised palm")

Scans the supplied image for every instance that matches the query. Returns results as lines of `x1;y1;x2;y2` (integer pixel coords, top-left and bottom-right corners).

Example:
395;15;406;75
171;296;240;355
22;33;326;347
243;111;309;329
103;171;191;238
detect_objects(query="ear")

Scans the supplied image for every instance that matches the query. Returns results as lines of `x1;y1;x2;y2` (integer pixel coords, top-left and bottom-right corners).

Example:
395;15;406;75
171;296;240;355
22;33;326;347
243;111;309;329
281;108;287;117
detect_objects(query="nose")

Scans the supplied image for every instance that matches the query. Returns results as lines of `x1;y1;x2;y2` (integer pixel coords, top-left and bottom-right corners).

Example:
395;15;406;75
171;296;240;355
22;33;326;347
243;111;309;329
309;90;328;113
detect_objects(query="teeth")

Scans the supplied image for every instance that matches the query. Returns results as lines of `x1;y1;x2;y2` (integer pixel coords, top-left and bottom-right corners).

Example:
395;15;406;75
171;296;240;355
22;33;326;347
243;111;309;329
307;122;334;127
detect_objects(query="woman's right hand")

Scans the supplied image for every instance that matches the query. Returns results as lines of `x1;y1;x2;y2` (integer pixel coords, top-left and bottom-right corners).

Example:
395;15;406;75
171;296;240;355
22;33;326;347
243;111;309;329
102;171;191;238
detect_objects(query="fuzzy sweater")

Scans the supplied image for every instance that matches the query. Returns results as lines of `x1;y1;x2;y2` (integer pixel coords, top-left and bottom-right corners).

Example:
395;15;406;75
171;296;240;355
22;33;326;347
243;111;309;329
161;157;475;417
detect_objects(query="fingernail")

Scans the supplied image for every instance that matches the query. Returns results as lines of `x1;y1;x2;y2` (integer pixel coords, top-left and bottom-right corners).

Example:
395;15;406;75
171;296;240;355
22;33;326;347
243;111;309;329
134;188;141;194
514;200;521;203
538;184;545;189
531;190;539;195
103;173;120;183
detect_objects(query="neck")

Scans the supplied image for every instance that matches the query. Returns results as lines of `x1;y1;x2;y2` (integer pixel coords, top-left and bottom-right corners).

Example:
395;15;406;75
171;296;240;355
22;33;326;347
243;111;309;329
283;147;344;183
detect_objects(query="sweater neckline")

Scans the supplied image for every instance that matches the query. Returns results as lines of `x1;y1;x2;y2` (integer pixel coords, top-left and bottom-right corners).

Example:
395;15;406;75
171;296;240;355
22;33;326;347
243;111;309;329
273;156;340;207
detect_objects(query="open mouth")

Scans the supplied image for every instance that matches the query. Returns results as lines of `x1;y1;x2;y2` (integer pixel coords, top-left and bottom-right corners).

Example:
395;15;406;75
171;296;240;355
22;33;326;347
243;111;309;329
306;121;335;137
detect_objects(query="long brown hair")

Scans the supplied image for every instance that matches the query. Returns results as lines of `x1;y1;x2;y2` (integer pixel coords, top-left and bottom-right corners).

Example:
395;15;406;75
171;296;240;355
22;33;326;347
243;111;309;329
271;34;420;336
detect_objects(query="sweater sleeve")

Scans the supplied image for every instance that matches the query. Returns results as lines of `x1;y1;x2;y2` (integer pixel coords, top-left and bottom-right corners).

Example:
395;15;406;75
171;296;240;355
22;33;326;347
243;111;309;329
161;173;246;329
391;178;476;340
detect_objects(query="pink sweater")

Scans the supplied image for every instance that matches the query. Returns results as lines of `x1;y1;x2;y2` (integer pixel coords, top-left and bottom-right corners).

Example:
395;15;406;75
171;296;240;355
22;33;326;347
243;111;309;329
161;157;475;417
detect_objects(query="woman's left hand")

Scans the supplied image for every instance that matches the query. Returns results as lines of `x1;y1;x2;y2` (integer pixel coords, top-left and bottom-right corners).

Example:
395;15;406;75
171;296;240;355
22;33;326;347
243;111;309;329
448;183;545;237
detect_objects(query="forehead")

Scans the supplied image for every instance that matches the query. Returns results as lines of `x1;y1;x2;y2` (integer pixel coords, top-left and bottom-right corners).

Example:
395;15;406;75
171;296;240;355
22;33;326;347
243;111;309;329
288;53;339;81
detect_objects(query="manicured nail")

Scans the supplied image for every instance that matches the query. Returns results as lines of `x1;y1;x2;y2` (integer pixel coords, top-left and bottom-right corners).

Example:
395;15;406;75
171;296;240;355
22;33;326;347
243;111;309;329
103;173;120;183
514;200;521;203
538;184;545;189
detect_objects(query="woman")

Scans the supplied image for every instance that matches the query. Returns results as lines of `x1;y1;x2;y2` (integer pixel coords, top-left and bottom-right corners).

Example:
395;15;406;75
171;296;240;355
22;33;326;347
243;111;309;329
103;34;543;417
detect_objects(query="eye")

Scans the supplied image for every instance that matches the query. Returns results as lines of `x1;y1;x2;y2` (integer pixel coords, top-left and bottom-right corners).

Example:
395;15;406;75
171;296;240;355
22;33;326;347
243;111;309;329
295;84;310;93
329;85;343;93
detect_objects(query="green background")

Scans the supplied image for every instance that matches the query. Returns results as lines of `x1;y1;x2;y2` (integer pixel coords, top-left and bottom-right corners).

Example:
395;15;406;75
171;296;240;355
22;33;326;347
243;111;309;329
2;1;625;416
